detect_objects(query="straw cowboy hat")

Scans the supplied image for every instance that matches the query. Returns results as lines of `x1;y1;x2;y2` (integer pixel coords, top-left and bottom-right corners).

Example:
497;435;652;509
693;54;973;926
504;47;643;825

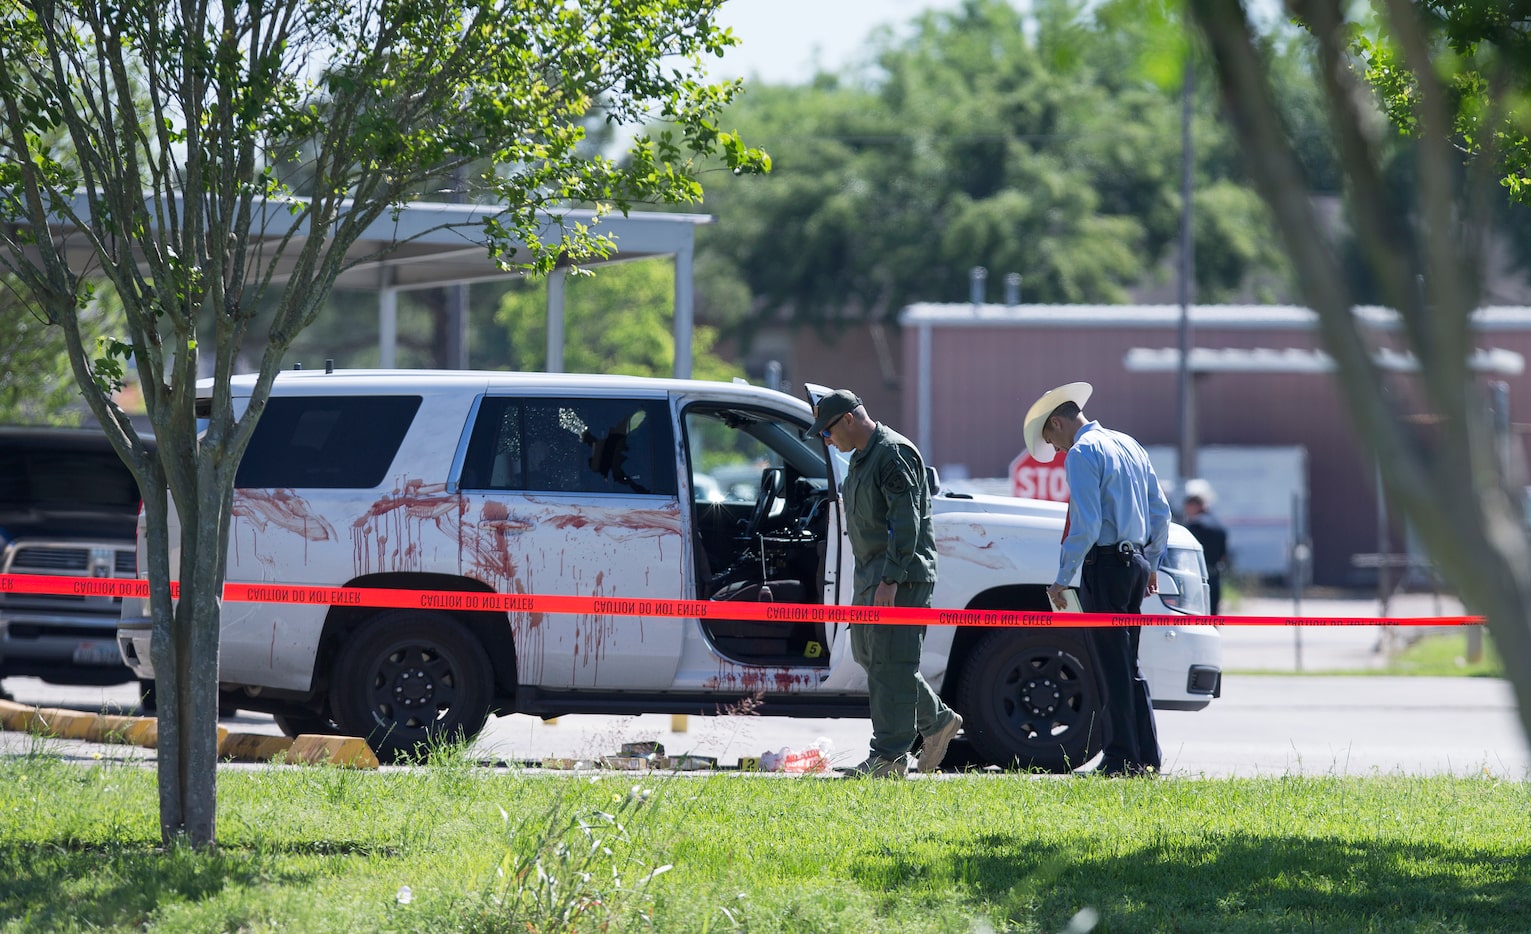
1182;477;1217;507
1022;381;1093;463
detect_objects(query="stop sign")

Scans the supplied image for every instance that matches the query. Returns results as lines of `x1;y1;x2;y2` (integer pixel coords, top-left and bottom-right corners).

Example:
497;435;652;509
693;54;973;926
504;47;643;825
1010;451;1071;502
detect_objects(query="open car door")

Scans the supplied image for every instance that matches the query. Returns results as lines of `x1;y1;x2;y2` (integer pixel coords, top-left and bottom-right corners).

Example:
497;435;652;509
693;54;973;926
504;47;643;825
804;382;866;690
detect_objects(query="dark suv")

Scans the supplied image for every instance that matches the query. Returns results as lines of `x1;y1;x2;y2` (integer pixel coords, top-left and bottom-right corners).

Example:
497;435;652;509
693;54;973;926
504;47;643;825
0;426;146;692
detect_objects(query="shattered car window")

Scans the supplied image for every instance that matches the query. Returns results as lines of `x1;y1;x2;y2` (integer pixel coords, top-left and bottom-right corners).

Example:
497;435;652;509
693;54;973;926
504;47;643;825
461;396;676;497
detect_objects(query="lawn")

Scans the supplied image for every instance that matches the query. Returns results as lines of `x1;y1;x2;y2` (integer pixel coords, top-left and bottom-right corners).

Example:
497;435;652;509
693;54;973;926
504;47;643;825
1;748;1526;932
1315;629;1505;678
1380;629;1503;677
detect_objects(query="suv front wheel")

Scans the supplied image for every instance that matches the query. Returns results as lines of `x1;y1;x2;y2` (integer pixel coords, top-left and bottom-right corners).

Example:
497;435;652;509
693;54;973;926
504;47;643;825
954;629;1104;773
329;610;494;763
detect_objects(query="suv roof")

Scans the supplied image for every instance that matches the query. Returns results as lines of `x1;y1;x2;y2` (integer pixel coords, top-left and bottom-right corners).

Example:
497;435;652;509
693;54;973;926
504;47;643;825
200;369;802;406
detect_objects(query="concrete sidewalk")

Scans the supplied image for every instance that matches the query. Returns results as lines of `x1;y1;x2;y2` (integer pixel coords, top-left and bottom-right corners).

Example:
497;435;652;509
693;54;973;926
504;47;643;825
1219;591;1475;673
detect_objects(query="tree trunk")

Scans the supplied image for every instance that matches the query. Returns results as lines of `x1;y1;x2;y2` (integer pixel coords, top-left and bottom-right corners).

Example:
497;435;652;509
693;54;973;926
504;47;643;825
147;469;227;848
1187;0;1531;749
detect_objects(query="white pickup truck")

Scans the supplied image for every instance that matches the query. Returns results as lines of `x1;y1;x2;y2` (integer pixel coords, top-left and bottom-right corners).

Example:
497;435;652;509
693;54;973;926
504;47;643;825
118;370;1221;766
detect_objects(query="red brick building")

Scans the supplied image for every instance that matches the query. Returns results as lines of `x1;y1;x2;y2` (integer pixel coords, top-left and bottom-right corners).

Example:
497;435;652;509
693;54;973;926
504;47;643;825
787;304;1531;587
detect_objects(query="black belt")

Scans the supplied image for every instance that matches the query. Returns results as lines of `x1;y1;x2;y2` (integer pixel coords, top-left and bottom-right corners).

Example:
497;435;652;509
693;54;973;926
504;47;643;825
1090;542;1143;558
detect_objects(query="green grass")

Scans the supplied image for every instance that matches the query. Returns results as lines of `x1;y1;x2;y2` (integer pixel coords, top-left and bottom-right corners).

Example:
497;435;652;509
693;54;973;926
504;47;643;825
1304;630;1505;678
1231;631;1504;678
1;749;1528;932
1382;629;1503;677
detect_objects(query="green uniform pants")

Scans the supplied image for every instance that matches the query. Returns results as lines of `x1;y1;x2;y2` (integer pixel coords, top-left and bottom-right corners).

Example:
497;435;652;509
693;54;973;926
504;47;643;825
849;581;951;760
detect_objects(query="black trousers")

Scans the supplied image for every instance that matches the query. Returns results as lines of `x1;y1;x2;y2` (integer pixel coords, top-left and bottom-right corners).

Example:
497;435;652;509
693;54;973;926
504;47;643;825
1079;547;1163;770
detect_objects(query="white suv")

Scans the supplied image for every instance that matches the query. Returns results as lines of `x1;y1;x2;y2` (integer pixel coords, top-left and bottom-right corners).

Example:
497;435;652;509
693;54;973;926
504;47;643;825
118;370;1221;766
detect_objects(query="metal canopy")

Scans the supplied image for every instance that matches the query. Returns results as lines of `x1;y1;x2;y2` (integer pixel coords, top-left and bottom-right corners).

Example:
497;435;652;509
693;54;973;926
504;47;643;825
43;196;713;377
317;202;713;375
301;202;712;291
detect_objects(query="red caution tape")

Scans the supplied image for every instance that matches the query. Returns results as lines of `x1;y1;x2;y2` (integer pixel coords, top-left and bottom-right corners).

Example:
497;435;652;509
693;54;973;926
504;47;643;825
0;572;1484;629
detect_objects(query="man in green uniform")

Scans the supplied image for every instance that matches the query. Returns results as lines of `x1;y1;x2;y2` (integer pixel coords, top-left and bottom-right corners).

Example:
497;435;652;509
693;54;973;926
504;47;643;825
808;389;963;778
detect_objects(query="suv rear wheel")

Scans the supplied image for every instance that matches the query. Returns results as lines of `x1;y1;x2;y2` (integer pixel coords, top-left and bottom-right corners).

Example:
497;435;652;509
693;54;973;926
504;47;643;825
955;629;1103;772
329;610;493;763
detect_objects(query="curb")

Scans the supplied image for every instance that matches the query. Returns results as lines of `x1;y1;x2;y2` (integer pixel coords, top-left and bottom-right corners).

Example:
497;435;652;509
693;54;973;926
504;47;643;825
288;735;379;768
0;698;377;769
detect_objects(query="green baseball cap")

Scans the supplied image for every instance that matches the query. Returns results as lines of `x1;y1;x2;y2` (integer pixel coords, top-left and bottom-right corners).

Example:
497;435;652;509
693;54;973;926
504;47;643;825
806;389;862;437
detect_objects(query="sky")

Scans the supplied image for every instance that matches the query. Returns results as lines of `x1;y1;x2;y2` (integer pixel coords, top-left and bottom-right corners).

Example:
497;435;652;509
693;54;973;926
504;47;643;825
708;0;1284;85
710;0;978;84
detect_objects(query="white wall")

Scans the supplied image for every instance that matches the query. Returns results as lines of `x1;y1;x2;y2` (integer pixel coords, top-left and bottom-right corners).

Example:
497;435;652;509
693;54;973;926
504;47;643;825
1147;445;1309;578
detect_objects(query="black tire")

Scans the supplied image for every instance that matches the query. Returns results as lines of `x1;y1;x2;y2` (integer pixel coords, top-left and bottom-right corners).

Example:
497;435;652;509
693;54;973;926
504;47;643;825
954;629;1103;773
273;711;340;738
329;610;494;763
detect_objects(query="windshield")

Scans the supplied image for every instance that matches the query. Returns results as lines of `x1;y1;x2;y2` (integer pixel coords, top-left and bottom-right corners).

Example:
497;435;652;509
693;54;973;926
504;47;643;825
0;448;140;512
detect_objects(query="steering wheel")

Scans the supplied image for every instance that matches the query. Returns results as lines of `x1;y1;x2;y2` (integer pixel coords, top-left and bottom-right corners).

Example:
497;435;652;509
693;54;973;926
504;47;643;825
740;466;784;542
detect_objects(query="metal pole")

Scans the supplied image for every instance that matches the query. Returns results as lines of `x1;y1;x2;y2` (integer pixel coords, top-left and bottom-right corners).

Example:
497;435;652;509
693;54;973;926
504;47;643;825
1376;460;1390;622
1003;272;1021;306
546;267;566;373
446;283;469;368
1292;490;1304;672
916;322;933;458
673;238;695;379
445;165;469;368
1176;52;1198;490
378;286;397;369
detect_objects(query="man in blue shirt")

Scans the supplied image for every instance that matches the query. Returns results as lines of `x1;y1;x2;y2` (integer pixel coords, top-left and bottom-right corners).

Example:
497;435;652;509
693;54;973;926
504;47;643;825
1024;381;1169;777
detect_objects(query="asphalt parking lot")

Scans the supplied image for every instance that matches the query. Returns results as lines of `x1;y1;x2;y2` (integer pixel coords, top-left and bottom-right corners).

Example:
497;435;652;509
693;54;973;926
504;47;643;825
1219;590;1473;673
4;590;1525;778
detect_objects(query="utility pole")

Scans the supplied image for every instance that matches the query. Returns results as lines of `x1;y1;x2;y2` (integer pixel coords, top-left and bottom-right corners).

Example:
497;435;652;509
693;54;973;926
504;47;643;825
1176;52;1197;492
445;164;469;369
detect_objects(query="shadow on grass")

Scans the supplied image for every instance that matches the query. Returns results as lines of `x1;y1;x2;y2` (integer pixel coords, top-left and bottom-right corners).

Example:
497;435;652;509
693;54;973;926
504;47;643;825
0;839;379;929
855;831;1531;931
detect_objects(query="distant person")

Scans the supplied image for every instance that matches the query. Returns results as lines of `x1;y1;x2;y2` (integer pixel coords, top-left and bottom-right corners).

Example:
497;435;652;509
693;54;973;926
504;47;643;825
1025;381;1168;778
808;389;962;778
1182;478;1229;616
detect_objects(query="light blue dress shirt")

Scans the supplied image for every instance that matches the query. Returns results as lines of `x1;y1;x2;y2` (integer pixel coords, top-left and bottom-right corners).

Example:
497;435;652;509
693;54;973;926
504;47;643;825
1056;420;1172;587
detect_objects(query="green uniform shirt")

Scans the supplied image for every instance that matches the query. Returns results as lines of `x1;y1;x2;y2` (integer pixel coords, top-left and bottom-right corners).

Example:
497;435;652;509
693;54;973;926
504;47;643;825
842;423;938;599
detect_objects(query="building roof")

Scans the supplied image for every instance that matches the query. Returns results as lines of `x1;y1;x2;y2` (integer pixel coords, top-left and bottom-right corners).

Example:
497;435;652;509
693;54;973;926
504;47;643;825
1123;346;1526;376
899;302;1531;331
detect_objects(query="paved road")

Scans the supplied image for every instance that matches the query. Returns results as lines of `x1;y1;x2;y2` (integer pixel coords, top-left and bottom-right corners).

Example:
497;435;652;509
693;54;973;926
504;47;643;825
5;670;1526;779
1221;591;1475;673
451;673;1531;779
6;590;1521;776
